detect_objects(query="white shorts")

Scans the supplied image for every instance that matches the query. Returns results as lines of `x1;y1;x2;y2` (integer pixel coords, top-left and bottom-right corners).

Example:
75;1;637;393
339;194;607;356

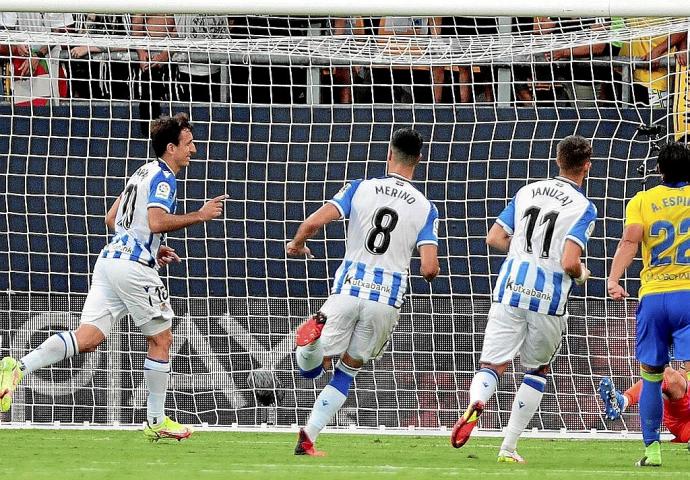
319;294;399;363
80;257;173;337
480;303;567;369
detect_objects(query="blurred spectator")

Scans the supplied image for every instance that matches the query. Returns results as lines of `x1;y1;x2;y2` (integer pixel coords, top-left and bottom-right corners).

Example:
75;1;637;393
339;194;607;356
230;16;308;104
69;14;133;100
621;18;685;107
545;17;609;107
175;14;231;103
2;12;72;106
443;17;497;103
0;13;14;100
374;16;444;103
132;14;176;135
328;17;368;104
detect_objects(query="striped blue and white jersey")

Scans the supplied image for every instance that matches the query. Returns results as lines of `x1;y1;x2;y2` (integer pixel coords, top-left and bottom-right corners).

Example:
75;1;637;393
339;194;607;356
101;160;177;267
328;174;439;308
492;176;597;316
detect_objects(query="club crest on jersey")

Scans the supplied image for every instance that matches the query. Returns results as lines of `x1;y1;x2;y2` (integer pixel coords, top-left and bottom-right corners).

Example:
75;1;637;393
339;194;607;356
155;182;171;199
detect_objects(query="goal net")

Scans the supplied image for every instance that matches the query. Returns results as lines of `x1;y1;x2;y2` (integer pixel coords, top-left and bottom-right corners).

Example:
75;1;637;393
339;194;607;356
1;13;687;434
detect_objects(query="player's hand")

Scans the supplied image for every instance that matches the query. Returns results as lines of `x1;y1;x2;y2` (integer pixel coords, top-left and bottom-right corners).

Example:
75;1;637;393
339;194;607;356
157;245;181;267
607;280;629;300
197;194;228;221
286;241;314;259
574;263;590;286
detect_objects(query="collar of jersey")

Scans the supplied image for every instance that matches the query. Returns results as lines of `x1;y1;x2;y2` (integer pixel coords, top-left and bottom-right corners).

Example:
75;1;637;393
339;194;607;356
387;173;411;182
663;181;689;188
553;175;582;192
157;158;173;174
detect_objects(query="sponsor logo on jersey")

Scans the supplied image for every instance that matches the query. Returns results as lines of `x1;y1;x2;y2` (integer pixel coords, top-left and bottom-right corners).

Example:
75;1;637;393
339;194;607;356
505;279;553;301
343;274;392;293
106;243;134;255
155;182;171;199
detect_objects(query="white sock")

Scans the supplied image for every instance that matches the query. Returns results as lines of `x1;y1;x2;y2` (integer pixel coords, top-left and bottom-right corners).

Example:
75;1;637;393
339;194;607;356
20;331;79;374
296;339;324;372
144;357;170;426
468;368;499;404
500;374;546;453
304;385;347;441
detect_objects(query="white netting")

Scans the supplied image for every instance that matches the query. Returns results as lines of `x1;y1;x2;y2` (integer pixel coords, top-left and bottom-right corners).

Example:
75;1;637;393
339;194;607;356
0;14;686;433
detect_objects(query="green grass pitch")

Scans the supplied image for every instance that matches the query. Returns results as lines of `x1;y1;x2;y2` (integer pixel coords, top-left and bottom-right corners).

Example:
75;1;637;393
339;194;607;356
3;429;688;479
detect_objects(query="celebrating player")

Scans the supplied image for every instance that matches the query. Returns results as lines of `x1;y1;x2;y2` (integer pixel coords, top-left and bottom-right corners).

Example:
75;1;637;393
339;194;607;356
608;142;690;467
0;113;227;441
286;127;440;456
599;366;690;443
451;135;597;463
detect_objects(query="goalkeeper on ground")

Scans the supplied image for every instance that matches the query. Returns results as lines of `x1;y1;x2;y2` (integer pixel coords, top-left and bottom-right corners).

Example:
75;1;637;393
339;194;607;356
600;366;690;444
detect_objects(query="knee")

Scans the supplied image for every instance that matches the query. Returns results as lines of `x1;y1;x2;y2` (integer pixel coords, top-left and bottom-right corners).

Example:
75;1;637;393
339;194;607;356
530;365;550;376
74;326;105;353
341;352;364;370
148;329;173;351
641;364;665;374
480;362;508;377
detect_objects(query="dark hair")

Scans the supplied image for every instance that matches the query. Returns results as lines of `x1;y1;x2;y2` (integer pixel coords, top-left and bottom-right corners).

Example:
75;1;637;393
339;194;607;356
657;142;690;183
390;127;424;166
556;135;592;172
150;113;193;158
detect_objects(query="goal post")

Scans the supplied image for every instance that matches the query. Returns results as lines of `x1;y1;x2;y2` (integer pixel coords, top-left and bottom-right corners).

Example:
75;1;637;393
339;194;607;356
0;12;686;436
2;0;690;16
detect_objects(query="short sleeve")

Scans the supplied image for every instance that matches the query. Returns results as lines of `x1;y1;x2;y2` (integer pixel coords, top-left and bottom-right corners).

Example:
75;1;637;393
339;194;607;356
625;193;644;227
566;202;598;249
416;203;439;247
148;171;177;213
496;197;517;234
327;179;362;219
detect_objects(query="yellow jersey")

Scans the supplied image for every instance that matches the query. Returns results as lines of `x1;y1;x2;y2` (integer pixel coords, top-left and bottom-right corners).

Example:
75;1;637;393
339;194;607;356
625;183;690;297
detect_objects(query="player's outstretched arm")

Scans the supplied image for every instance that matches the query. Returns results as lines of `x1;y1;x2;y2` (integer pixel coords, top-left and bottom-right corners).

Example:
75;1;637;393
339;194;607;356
418;245;440;282
286;203;341;258
148;194;228;234
105;195;121;231
607;224;642;300
486;223;511;253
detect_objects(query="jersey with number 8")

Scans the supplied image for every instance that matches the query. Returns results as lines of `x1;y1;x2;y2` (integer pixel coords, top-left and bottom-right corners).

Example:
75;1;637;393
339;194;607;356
327;174;439;308
493;176;597;316
625;183;690;297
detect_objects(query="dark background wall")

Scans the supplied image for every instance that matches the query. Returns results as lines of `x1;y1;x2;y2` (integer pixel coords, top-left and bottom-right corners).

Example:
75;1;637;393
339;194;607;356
0;106;659;430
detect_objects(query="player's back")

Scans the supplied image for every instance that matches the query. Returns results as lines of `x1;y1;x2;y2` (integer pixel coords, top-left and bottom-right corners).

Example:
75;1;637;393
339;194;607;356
626;184;690;297
102;160;177;267
493;176;597;315
329;174;438;308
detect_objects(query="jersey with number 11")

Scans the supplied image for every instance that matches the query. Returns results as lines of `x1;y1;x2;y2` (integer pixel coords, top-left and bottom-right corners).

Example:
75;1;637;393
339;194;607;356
101;160;177;267
493;176;597;316
625;183;690;297
327;174;439;308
